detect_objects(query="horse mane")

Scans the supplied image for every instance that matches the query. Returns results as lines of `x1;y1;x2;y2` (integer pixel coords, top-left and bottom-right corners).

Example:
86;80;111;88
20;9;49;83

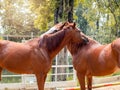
39;30;65;52
67;41;86;55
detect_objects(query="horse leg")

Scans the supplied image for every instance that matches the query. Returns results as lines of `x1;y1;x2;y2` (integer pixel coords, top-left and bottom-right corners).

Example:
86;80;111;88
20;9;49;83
118;55;120;68
77;72;86;90
87;75;92;90
35;73;47;90
0;67;2;81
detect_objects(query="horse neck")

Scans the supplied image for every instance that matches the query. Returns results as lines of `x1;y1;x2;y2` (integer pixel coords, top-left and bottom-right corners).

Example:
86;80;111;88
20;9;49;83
67;35;101;55
25;38;40;47
39;30;71;59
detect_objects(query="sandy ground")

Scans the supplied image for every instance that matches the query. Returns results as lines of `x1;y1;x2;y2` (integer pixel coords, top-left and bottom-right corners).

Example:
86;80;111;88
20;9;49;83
93;85;120;90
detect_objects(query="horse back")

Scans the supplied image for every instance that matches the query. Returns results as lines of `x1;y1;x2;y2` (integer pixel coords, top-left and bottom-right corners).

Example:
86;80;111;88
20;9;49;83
111;38;120;68
111;38;120;53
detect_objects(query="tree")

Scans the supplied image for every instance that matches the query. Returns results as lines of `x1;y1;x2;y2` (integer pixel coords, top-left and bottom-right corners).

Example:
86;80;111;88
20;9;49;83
75;4;88;34
54;0;74;81
29;0;55;30
78;0;120;43
29;0;76;81
54;0;74;24
0;0;39;36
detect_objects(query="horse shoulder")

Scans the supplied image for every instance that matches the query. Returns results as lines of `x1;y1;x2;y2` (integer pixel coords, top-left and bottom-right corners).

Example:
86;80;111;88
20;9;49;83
72;49;88;72
31;48;51;70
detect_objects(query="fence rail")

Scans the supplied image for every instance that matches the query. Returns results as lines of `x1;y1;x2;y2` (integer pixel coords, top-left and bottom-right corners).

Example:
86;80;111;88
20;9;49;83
0;65;77;89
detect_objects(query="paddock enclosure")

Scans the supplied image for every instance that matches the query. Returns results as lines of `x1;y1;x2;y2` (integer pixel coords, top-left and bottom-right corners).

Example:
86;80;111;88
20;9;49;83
1;33;120;90
1;72;120;90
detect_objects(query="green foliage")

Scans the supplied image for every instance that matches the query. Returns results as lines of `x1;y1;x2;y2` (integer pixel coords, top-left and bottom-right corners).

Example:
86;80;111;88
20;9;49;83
86;28;116;44
0;0;39;35
1;70;21;83
76;0;120;43
112;71;120;76
75;4;88;34
46;69;53;82
30;0;55;30
0;36;3;40
30;0;81;30
1;77;21;83
66;75;73;80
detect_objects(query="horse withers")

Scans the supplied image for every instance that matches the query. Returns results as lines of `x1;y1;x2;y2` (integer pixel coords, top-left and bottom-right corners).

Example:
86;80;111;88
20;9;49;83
0;22;86;90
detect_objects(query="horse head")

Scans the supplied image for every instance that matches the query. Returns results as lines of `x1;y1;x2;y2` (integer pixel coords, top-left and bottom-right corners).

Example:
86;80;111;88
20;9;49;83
49;22;89;44
39;22;89;55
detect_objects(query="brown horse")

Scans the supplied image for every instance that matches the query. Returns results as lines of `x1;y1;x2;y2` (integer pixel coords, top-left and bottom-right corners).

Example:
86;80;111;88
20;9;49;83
0;22;86;90
67;32;120;90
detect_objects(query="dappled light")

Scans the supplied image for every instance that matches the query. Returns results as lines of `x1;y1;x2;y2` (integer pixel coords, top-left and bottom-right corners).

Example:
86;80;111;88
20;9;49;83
0;0;38;35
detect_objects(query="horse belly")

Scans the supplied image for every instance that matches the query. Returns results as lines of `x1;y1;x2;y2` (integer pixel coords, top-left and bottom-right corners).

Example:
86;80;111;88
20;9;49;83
1;47;33;74
91;65;117;76
4;64;33;74
2;57;33;74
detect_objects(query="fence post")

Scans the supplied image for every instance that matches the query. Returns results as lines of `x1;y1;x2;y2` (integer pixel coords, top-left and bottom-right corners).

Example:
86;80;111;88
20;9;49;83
7;35;9;40
73;70;77;81
31;32;33;39
21;74;26;85
22;38;26;43
55;55;58;81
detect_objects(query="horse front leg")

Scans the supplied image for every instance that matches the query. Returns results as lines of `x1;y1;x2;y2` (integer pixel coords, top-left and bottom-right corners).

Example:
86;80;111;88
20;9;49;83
77;72;86;90
87;75;92;90
0;67;2;81
35;73;47;90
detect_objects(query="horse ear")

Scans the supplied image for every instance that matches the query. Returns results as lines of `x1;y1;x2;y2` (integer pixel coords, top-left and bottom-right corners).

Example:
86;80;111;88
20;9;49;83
73;22;76;28
59;22;68;30
64;22;69;26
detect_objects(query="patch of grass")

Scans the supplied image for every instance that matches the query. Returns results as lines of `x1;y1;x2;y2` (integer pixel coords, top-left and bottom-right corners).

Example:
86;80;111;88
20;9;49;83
112;71;120;76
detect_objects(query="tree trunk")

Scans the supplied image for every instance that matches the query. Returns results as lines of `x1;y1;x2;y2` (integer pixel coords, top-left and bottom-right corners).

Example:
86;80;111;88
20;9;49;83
53;0;74;81
57;48;68;81
54;7;59;24
68;0;74;22
58;0;63;19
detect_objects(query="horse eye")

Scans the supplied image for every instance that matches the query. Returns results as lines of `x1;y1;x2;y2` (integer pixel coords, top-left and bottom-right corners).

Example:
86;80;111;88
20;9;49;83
53;30;58;33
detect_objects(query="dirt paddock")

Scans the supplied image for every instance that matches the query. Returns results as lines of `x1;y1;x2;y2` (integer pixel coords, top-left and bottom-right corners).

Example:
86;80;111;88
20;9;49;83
3;86;120;90
93;85;120;90
61;83;120;90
